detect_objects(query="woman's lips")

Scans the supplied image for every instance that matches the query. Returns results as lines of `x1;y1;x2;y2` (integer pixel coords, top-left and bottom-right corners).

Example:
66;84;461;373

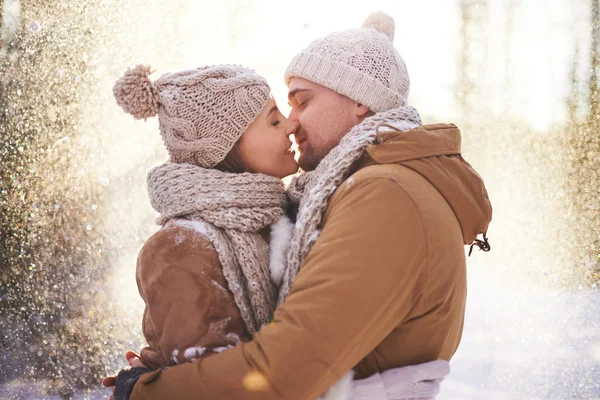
285;140;296;156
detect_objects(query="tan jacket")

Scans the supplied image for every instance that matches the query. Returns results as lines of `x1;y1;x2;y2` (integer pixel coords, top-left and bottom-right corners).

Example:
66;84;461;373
131;123;492;400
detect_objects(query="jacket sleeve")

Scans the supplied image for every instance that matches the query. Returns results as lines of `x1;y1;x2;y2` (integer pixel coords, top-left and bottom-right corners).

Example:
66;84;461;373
131;173;429;400
137;228;249;369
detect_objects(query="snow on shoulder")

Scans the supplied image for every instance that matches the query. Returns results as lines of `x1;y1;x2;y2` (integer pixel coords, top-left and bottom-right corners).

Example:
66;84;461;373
170;218;210;236
165;218;215;249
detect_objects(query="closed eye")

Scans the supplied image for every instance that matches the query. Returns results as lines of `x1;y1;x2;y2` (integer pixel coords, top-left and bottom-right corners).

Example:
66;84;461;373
296;98;308;108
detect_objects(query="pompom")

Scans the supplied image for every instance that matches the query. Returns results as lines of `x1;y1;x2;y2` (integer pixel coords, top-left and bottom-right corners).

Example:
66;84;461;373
362;11;395;41
113;64;159;120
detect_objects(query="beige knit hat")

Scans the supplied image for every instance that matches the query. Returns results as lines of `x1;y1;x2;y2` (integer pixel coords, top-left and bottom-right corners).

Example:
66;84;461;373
285;11;409;113
113;64;271;168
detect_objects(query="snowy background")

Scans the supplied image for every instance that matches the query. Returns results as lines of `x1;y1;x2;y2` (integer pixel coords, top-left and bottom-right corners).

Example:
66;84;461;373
1;0;599;399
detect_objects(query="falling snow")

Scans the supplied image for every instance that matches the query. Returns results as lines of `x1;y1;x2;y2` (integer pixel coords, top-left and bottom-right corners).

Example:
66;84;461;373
0;0;599;399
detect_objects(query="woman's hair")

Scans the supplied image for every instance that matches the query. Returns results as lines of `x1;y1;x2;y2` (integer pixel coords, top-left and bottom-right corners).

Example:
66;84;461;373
214;142;248;174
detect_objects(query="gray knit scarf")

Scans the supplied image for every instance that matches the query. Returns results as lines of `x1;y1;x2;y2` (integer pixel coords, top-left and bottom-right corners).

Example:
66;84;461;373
278;106;422;304
147;163;286;334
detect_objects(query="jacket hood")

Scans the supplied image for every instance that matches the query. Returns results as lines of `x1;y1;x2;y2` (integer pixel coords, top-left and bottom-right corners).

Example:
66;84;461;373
364;123;492;247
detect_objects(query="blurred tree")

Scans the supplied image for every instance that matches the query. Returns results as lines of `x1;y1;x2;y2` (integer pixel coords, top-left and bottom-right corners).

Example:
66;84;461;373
589;0;600;129
0;0;119;394
503;0;515;117
566;0;600;286
567;47;580;127
457;0;489;130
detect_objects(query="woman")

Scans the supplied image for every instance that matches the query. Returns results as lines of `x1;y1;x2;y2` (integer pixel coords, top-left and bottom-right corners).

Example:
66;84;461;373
106;64;447;400
113;64;297;369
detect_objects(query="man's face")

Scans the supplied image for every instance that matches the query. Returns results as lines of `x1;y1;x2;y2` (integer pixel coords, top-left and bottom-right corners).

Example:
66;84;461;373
287;78;361;171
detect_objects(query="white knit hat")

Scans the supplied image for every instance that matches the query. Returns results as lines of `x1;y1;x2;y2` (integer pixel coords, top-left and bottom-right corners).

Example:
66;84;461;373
285;11;409;113
113;64;271;168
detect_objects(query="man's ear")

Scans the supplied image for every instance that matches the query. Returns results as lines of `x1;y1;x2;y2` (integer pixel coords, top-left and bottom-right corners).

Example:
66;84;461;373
355;103;372;118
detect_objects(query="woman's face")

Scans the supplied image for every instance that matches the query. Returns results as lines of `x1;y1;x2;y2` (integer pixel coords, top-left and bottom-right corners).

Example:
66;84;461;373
238;98;299;179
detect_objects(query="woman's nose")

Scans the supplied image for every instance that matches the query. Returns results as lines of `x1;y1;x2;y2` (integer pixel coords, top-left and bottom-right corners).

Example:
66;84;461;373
288;107;299;123
285;120;299;136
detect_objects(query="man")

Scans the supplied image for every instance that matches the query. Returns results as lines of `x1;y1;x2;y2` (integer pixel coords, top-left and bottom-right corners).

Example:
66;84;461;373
109;11;492;400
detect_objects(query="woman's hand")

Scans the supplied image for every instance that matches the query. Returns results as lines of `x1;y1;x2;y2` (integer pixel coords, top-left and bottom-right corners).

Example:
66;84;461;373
124;350;147;368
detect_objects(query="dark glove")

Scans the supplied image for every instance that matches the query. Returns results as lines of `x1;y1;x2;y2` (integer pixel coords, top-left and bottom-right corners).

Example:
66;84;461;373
113;366;153;400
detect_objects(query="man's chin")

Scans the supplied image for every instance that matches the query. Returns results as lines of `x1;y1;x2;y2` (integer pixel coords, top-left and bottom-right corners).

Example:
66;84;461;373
298;154;318;172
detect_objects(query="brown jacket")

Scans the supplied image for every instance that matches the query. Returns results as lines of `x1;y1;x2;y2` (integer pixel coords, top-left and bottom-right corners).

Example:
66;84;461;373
131;123;492;400
136;219;252;369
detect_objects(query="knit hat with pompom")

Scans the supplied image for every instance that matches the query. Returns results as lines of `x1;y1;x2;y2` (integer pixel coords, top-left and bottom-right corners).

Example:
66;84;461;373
285;11;409;113
113;64;270;168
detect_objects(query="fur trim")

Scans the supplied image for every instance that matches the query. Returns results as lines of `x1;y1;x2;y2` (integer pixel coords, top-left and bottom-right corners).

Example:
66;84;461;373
183;346;205;361
319;371;354;400
269;216;295;286
213;345;234;353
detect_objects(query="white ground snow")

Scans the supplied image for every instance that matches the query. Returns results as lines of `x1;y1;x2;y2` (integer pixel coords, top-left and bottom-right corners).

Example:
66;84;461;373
2;266;599;400
439;267;600;400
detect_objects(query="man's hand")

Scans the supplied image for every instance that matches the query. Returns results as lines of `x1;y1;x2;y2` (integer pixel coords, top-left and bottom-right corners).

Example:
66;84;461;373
102;351;146;399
